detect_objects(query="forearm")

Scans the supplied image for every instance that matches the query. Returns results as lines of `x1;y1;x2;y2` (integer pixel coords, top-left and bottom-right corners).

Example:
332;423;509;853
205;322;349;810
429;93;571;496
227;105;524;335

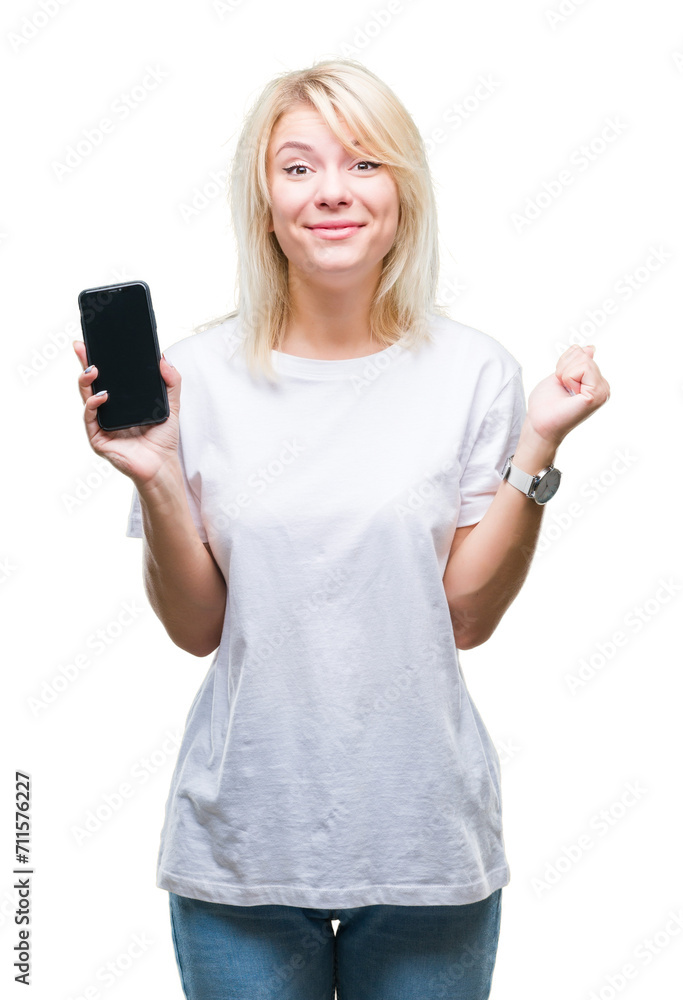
135;460;227;657
443;423;558;649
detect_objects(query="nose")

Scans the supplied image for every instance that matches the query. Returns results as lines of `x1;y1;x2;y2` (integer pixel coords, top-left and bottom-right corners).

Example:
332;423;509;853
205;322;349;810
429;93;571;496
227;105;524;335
312;168;353;209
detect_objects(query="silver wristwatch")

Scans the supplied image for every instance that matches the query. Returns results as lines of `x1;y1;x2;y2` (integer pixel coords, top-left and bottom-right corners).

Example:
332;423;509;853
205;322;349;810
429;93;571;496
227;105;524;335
502;455;561;505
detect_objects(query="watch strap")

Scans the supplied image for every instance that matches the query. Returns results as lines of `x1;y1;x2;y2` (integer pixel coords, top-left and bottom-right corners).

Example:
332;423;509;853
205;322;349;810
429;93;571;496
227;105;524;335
505;460;535;496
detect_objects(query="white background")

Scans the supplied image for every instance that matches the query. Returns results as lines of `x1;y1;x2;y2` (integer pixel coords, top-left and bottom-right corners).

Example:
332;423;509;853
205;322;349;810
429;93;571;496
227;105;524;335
2;1;682;998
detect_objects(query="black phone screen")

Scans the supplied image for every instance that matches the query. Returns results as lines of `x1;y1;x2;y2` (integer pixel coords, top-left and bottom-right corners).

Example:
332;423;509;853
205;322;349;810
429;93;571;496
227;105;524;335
78;281;169;431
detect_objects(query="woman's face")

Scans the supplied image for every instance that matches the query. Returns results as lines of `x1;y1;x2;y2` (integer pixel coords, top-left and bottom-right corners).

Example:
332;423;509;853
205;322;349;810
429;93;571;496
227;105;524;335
266;102;400;286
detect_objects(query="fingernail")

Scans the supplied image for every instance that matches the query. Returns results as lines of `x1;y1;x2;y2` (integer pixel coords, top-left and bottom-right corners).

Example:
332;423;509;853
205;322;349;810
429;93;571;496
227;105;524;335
94;389;108;396
162;354;175;368
84;365;93;373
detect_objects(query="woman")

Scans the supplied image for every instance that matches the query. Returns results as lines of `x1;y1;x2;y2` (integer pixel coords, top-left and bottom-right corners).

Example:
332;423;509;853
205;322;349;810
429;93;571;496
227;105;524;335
74;59;610;1000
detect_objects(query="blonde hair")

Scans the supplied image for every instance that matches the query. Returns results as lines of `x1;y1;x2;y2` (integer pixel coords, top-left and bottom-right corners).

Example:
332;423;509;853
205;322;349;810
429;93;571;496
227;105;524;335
194;57;449;382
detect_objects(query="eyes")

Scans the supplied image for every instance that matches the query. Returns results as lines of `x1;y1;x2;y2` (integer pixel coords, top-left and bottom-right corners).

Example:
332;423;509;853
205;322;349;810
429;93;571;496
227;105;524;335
282;160;382;176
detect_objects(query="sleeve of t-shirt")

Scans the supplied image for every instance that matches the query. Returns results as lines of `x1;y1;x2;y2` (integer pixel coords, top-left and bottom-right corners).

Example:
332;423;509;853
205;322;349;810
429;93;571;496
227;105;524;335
457;366;528;527
124;438;208;543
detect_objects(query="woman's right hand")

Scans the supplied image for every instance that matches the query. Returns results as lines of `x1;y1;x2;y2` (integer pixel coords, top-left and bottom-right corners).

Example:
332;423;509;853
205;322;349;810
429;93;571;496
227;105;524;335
73;339;182;489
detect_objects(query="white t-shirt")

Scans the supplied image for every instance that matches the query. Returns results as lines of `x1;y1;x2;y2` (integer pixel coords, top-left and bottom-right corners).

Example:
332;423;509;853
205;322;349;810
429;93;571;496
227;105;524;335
125;312;527;908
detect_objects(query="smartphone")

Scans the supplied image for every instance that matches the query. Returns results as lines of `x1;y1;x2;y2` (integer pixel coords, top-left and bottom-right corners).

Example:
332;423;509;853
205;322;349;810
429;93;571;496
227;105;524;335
78;280;169;431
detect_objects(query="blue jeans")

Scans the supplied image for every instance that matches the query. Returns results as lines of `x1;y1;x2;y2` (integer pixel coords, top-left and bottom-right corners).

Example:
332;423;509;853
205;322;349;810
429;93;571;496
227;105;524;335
168;888;502;999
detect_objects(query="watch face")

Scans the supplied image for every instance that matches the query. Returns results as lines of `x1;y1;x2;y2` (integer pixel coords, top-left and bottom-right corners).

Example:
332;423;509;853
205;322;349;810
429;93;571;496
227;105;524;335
534;467;561;504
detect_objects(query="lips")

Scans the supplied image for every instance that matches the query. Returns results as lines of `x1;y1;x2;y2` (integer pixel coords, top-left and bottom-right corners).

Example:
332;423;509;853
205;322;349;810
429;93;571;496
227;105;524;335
306;223;365;239
307;221;365;229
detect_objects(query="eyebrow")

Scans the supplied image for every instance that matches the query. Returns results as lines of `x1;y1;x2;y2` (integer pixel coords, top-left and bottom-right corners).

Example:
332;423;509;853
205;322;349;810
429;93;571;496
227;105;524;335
274;139;361;157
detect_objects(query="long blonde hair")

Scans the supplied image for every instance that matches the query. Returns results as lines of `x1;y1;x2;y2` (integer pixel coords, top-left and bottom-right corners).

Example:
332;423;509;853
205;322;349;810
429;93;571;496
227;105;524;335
194;57;448;382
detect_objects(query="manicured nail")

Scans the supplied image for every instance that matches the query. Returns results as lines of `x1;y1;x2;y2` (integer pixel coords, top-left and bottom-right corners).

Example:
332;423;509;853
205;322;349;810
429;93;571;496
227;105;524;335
162;354;174;368
94;389;108;396
84;365;93;373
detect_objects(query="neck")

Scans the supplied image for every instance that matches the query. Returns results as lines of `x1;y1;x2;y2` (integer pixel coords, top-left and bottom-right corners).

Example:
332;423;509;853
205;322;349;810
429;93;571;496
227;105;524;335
279;263;383;359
